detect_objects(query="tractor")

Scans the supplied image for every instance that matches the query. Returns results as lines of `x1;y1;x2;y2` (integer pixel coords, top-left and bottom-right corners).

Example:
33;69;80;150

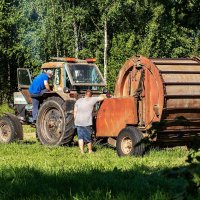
0;57;106;145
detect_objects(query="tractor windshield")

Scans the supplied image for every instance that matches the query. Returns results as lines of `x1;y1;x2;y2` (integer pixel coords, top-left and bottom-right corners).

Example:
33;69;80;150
67;64;105;85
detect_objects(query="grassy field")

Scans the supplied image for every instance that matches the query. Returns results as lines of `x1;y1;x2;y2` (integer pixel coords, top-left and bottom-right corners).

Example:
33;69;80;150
0;106;199;200
0;125;199;200
0;104;14;116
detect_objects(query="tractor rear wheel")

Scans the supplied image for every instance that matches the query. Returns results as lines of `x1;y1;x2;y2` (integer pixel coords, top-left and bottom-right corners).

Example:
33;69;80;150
36;97;75;146
116;126;145;156
0;116;16;143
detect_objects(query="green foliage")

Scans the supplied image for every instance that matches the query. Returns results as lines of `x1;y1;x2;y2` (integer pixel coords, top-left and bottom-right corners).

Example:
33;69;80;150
0;0;199;98
162;143;200;199
108;33;137;91
140;121;200;199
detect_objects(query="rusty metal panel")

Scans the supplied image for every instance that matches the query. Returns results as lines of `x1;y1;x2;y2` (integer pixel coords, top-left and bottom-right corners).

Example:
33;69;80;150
114;56;138;97
166;98;200;109
162;110;200;121
139;56;165;126
157;64;200;71
157;59;200;124
151;58;198;64
96;97;138;137
166;85;200;95
156;131;200;144
114;56;165;128
41;62;65;68
162;74;200;83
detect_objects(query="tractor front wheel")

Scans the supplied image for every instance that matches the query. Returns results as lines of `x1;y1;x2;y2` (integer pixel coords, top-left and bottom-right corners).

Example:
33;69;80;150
5;113;23;140
116;126;145;156
0;116;16;143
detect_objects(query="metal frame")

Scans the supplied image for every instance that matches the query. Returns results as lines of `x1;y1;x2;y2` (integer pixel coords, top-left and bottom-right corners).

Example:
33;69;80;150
17;68;32;89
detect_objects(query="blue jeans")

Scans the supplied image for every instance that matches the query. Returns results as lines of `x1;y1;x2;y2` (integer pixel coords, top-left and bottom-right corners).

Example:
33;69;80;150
30;89;48;121
76;126;93;143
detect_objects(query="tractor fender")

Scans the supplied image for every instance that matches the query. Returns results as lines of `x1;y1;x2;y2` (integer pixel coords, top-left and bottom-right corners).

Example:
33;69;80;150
43;92;76;113
43;91;75;101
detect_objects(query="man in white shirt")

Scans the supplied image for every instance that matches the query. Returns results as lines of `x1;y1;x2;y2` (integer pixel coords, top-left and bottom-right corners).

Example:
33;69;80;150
74;90;104;154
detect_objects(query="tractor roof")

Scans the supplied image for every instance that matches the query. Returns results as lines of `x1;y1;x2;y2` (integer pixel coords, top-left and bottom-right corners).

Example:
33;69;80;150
41;62;65;69
41;57;96;69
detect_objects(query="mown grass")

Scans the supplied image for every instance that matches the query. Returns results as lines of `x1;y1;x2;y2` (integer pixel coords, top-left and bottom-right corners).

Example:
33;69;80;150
0;104;199;200
0;131;198;200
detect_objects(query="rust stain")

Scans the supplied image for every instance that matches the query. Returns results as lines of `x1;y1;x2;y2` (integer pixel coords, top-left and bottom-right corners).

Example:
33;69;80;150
96;97;138;137
41;62;65;68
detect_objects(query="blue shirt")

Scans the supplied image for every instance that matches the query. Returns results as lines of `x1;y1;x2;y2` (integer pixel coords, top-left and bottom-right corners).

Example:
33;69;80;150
29;73;48;94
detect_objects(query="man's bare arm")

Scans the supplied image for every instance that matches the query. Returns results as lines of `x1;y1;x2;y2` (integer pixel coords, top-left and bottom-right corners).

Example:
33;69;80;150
98;94;106;101
44;80;51;91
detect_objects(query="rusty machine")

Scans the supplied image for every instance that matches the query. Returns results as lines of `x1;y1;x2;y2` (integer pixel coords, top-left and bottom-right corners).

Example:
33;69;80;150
96;56;200;156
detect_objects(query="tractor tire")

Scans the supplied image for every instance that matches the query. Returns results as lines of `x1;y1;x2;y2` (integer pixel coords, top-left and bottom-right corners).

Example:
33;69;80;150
5;113;23;140
36;97;75;146
116;126;145;157
0;116;16;143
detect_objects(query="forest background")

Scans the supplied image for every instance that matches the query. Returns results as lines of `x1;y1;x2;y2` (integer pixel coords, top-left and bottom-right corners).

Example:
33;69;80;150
0;0;199;103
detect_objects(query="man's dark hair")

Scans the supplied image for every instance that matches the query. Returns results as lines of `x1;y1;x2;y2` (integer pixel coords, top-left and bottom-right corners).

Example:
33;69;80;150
85;90;92;97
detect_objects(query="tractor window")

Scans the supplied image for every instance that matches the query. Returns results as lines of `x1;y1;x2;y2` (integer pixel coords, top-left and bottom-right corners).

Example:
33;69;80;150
68;64;105;85
55;68;60;85
17;69;32;88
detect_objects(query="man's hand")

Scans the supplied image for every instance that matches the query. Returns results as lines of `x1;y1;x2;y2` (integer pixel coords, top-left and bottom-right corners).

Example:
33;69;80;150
98;94;106;101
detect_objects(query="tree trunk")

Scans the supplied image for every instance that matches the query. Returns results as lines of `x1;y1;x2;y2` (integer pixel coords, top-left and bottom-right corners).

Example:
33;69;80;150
51;0;59;57
73;20;79;58
104;18;108;82
7;60;11;101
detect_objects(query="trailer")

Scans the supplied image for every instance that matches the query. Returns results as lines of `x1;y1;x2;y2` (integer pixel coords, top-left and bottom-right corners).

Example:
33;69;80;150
96;56;200;156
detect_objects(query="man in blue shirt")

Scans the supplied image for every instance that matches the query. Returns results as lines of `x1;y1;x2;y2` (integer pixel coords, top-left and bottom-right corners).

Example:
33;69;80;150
29;70;53;123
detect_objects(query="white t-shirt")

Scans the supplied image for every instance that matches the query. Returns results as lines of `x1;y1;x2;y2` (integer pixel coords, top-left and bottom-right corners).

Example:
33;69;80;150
74;97;100;126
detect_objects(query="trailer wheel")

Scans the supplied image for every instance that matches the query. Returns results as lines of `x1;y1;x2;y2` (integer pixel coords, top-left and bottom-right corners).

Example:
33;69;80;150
116;126;145;156
36;97;75;146
0;116;16;143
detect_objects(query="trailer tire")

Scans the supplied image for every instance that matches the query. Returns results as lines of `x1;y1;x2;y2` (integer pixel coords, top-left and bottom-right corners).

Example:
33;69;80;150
0;116;16;143
116;126;145;156
36;97;75;146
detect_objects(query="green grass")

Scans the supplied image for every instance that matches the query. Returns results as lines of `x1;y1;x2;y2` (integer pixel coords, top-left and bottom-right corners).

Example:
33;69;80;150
0;104;199;199
0;103;14;116
0;131;198;200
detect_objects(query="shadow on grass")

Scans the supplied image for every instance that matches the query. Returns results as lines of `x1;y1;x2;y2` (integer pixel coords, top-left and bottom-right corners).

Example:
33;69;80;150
0;165;198;200
16;140;37;145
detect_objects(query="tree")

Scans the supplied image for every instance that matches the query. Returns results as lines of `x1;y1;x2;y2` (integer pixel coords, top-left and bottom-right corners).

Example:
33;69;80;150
0;0;199;101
